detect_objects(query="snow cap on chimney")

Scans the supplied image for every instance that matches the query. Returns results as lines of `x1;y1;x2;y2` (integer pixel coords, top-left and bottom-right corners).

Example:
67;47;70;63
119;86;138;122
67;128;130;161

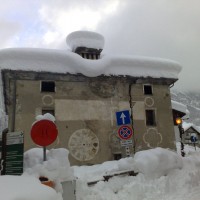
66;30;105;52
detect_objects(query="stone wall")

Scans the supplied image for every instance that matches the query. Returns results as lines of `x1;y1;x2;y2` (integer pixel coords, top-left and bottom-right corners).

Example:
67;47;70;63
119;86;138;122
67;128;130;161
3;70;176;165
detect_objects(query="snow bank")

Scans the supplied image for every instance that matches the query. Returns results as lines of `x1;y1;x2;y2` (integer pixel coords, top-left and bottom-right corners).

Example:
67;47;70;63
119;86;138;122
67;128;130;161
0;175;62;200
133;148;183;178
2;145;200;200
73;157;135;182
24;148;74;192
74;148;183;182
66;30;105;51
75;146;200;200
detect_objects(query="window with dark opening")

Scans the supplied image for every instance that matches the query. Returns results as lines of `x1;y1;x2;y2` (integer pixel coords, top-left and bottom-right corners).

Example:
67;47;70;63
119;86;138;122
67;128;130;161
146;109;156;126
113;154;122;160
41;81;55;92
144;85;153;95
42;109;55;116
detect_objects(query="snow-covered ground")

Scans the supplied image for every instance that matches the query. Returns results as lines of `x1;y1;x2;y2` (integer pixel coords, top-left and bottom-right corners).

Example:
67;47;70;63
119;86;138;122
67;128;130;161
1;143;200;200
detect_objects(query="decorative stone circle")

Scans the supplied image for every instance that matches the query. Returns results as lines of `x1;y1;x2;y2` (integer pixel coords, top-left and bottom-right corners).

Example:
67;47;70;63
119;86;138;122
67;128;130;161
144;97;154;107
68;129;99;161
42;95;54;106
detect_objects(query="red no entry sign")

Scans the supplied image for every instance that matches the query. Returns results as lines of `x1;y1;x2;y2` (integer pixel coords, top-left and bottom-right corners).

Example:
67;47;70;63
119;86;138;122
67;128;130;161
31;120;58;146
118;125;133;140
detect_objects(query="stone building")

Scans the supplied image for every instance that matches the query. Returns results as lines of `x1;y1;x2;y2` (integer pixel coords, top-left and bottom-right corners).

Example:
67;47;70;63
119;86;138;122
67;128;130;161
0;31;182;165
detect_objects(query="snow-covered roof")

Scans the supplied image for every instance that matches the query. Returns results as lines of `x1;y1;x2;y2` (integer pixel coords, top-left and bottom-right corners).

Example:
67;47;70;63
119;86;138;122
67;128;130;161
0;48;181;79
66;31;105;51
182;122;200;133
171;100;190;116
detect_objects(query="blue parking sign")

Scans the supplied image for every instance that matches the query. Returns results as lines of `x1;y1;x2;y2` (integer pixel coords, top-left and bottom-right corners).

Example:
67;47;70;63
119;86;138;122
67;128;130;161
116;110;131;126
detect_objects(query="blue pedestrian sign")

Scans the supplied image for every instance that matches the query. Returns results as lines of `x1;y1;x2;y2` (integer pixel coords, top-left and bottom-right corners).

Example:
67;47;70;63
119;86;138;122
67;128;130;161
190;135;197;143
116;110;131;126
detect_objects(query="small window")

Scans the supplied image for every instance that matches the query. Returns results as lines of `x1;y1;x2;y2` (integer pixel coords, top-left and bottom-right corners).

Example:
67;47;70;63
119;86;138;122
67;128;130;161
41;81;55;92
144;85;153;95
42;109;55;116
146;109;156;126
113;154;122;160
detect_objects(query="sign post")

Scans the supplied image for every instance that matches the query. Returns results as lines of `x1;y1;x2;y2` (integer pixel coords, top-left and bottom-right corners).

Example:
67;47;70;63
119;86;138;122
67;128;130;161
190;133;197;151
115;110;134;157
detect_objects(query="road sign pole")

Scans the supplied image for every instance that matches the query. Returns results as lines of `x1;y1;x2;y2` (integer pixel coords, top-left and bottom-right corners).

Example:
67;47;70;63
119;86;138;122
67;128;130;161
43;146;47;161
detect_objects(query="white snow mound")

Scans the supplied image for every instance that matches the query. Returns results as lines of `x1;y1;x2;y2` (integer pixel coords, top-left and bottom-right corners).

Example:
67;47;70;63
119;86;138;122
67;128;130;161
133;147;183;178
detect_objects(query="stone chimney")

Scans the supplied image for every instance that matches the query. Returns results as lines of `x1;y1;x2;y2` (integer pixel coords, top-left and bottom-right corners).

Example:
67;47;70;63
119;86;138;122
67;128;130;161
66;31;104;60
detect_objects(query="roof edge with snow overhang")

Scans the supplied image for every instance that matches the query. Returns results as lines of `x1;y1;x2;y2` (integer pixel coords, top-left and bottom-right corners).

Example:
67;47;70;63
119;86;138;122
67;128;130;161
171;100;190;117
0;48;182;79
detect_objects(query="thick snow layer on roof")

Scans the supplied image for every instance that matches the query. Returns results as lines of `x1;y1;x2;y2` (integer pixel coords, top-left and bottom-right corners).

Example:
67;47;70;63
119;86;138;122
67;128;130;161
171;100;190;116
182;122;200;133
0;48;181;79
66;31;104;51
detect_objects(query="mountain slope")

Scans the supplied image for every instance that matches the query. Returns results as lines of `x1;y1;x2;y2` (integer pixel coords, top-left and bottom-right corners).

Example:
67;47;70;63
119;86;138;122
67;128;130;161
171;90;200;125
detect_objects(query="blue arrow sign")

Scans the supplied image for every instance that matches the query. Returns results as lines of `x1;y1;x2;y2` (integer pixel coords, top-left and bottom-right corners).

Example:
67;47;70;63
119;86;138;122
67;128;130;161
116;110;131;126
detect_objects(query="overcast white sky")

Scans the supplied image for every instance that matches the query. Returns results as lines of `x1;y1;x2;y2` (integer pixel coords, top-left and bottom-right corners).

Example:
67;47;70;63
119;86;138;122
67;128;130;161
0;0;199;92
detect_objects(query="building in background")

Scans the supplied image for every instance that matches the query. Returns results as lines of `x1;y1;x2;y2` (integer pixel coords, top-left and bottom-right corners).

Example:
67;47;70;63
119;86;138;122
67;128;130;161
171;100;190;143
182;123;200;147
0;31;182;165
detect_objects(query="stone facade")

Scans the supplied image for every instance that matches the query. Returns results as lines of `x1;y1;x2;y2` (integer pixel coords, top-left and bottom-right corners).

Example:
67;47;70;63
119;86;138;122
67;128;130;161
2;70;176;165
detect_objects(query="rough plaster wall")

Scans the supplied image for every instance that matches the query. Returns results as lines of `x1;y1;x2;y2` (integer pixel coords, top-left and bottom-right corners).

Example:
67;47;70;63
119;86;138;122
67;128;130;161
13;77;175;165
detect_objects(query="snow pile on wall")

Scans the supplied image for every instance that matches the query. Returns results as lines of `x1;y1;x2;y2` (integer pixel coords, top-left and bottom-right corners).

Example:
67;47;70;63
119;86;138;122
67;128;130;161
66;31;104;51
133;147;183;178
74;148;183;182
23;148;74;192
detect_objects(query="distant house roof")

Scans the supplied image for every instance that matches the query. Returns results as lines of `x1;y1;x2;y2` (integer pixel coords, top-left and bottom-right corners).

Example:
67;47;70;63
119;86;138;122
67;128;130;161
182;122;200;134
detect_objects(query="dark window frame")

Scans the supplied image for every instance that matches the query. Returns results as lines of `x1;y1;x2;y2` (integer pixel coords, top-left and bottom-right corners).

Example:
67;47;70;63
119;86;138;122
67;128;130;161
41;81;55;92
143;84;153;95
42;109;55;116
145;109;156;126
113;153;122;160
